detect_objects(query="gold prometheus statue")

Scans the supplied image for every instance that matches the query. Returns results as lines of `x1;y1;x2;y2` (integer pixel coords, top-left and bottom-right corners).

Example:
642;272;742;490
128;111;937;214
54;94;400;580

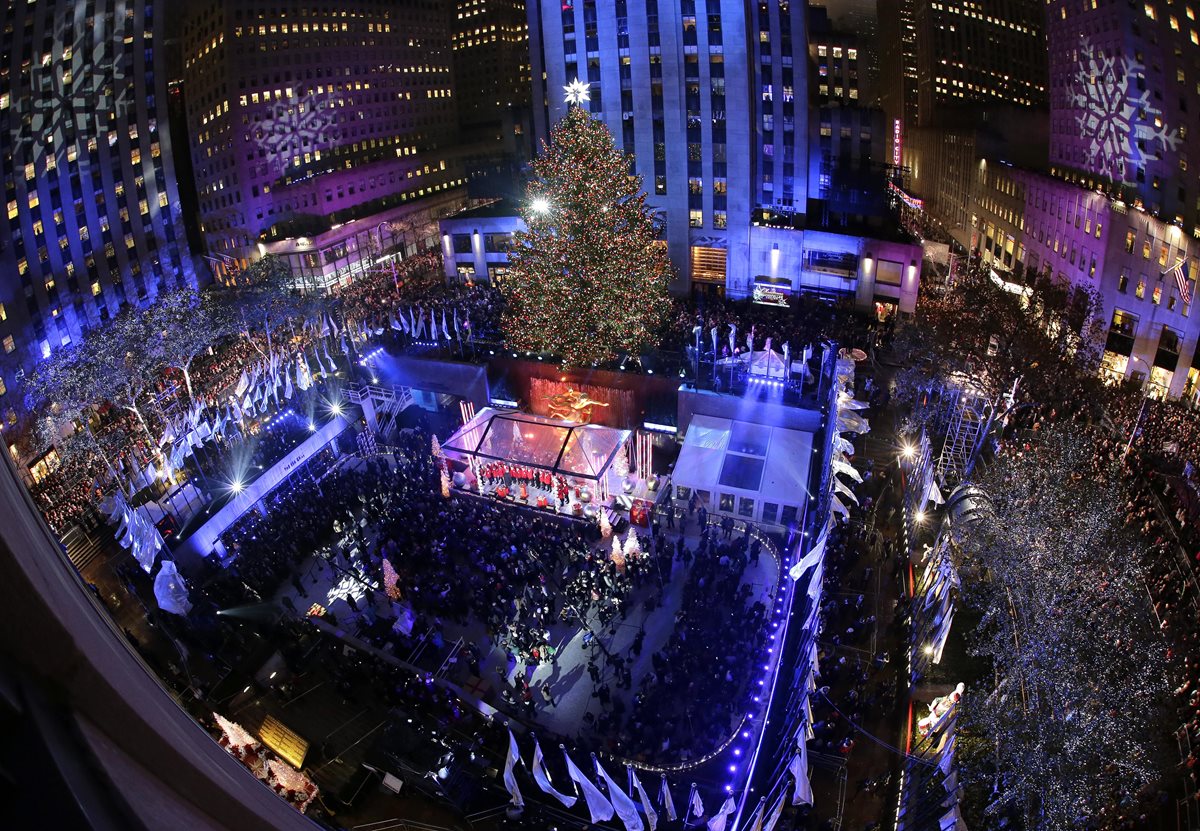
545;388;610;423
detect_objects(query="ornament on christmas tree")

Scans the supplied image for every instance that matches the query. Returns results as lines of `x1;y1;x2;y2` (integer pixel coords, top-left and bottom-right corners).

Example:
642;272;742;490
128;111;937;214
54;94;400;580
600;510;613;539
502;106;674;367
611;533;625;573
382;558;401;601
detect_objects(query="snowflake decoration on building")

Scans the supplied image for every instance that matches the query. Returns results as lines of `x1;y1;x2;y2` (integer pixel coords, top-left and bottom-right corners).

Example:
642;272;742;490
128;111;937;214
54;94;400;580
563;77;591;106
11;1;130;168
1069;38;1179;182
255;91;340;175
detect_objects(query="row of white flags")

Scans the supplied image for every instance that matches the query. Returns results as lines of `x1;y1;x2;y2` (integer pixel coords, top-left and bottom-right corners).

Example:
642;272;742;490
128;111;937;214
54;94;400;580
501;725;816;831
152;337;346;477
501;732;757;831
390;306;468;343
102;492;191;615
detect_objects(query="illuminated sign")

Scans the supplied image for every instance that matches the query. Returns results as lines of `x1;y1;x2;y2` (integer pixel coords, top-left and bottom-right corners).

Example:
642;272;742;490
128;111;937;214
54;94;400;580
888;181;924;211
753;284;791;307
893;118;902;166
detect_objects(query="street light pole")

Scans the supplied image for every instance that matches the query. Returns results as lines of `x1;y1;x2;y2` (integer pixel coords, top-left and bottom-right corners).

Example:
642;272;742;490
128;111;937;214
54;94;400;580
1122;355;1153;462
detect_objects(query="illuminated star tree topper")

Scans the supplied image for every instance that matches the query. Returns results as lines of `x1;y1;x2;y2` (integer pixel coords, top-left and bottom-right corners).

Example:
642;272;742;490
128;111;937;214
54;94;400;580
563;77;591;106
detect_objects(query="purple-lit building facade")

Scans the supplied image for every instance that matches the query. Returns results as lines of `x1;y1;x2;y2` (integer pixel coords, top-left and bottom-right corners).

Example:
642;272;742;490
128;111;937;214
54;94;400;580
0;0;195;404
180;0;469;281
973;164;1200;400
1045;0;1200;233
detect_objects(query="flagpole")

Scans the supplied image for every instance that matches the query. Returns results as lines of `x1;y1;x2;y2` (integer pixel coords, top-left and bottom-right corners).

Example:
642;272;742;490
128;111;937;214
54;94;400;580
560;744;581;795
683;782;697;828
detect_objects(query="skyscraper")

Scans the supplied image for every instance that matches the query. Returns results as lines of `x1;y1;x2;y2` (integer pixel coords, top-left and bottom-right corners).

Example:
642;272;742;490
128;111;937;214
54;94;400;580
878;0;918;130
451;0;531;135
0;0;195;393
889;0;1048;247
180;0;469;279
911;0;1046;126
1045;0;1200;232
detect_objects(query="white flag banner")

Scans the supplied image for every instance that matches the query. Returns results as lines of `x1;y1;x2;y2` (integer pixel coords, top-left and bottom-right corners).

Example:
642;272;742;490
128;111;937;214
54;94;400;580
931;606;956;664
938;732;957;777
563;751;614;823
153;560;192;616
834;476;859;504
596;760;643;831
631;768;658;831
788;744;813;806
298;354;314;391
690;788;705;819
503;730;523;808
706;796;736;831
836;411;870;434
531;737;576;808
745;798;766;831
831;458;863;482
806;558;825;601
762;785;788;831
831;495;850;519
789;525;828;581
940;804;965;831
660;776;677;822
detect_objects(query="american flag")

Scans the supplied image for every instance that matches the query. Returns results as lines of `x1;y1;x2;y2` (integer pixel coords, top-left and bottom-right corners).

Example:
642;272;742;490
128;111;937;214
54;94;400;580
1165;256;1193;305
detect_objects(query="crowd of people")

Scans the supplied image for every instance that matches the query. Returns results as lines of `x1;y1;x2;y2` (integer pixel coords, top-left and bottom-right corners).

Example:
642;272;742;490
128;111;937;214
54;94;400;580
594;511;774;762
667;294;889;365
202;425;789;767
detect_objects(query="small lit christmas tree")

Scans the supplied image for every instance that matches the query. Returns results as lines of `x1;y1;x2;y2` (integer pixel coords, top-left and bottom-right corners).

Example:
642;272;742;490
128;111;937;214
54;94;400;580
431;434;442;459
382;558;402;601
600;510;613;539
611;533;625;573
502;103;674;367
613;448;630;479
623;526;642;559
440;467;451;499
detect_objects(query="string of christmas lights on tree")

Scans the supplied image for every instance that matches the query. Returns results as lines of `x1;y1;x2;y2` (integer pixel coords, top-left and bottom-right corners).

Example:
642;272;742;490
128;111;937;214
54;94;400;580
501;101;674;367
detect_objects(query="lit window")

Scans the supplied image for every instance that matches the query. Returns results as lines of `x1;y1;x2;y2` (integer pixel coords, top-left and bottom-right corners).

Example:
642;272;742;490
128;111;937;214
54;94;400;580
3;336;15;354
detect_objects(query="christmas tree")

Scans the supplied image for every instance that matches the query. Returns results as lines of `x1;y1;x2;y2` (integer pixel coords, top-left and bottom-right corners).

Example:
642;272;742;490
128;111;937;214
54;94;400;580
382;559;401;601
502;103;674;367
